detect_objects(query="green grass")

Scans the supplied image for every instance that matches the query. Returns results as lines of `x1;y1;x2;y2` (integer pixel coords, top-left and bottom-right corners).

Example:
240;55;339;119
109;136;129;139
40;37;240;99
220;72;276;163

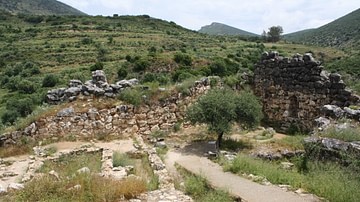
271;135;305;150
224;154;360;202
319;125;360;142
37;152;102;176
176;165;234;202
112;152;134;167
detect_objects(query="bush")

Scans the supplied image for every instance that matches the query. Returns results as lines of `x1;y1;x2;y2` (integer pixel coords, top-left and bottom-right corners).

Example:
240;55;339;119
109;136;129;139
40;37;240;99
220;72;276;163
42;74;59;87
90;62;104;71
117;67;128;80
174;53;192;66
81;37;93;45
118;88;143;106
6;97;35;117
1;110;20;125
16;80;36;94
133;59;149;72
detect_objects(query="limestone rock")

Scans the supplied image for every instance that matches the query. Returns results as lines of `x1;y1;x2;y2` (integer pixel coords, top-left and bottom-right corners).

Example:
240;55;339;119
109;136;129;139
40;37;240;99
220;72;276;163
77;167;90;174
57;107;75;117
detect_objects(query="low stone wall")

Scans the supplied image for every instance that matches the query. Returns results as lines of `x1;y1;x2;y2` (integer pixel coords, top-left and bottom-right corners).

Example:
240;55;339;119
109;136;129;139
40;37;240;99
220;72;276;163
254;51;359;132
0;78;212;146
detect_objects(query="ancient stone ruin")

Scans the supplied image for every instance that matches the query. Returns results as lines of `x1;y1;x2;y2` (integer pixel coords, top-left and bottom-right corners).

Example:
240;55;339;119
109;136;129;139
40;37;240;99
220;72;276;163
46;70;139;104
254;51;359;132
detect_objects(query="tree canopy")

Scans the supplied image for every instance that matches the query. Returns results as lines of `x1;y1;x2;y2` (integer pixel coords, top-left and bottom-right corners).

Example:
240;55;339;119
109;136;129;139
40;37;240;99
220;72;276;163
186;88;263;149
263;26;283;42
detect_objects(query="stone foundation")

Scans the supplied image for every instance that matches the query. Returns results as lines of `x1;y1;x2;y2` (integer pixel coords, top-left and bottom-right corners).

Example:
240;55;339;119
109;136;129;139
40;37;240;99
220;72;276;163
0;77;213;146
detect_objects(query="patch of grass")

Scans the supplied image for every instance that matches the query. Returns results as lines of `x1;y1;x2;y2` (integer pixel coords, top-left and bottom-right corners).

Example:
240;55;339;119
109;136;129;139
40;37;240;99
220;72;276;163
113;152;134;167
319;125;360;142
38;152;102;176
224;154;304;187
176;164;234;202
225;154;360;202
221;138;253;151
136;155;159;191
118;88;143;107
271;135;305;150
0;144;32;158
156;147;169;161
254;130;274;140
44;146;57;156
8;173;146;201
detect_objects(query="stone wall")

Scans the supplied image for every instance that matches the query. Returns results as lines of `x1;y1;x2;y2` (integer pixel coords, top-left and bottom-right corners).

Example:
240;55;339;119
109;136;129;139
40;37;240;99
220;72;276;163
0;78;212;146
254;52;359;132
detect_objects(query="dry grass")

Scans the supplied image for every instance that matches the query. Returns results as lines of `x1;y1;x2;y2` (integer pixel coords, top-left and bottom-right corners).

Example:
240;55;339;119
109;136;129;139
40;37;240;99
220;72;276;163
5;174;146;201
0;145;32;158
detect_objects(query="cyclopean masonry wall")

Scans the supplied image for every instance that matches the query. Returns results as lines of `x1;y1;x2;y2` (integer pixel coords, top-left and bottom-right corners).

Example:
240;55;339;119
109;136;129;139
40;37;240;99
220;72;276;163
0;77;213;146
254;51;359;132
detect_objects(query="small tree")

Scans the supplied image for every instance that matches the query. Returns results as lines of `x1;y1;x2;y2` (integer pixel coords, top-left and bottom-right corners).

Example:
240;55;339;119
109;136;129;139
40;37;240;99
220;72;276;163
42;74;59;87
186;88;263;149
267;26;283;42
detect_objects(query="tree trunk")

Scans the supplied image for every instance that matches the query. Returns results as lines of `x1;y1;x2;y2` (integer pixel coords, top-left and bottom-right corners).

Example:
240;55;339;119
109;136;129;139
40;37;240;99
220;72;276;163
216;132;224;151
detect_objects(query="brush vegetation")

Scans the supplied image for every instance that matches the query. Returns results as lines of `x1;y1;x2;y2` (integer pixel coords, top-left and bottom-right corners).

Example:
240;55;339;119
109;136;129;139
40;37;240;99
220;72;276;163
223;154;360;202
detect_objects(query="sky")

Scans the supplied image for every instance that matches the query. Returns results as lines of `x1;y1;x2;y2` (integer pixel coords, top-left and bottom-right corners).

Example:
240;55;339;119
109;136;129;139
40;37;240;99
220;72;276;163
58;0;360;34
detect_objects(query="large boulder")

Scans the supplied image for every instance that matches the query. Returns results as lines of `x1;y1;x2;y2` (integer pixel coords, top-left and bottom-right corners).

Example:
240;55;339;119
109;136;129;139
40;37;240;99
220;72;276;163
92;70;108;87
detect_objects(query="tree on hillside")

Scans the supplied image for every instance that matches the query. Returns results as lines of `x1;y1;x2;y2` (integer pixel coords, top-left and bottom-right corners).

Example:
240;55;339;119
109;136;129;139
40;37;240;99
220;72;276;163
267;26;283;42
186;88;263;149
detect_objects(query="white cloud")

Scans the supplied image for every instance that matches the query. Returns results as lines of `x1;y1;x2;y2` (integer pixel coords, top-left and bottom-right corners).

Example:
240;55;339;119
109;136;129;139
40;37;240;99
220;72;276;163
58;0;360;34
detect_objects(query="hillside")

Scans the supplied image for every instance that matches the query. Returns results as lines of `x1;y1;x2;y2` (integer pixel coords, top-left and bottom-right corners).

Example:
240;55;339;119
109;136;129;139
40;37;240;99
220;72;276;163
0;12;347;128
0;0;86;16
284;8;360;49
199;22;258;37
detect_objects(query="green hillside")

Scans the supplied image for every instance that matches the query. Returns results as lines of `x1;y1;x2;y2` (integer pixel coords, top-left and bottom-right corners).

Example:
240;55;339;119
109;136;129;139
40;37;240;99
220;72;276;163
0;12;346;129
0;0;86;15
284;8;360;50
199;22;258;37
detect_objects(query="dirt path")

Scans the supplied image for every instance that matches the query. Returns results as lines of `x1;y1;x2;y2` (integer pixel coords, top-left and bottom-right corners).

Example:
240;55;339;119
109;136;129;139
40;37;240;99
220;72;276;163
165;149;319;202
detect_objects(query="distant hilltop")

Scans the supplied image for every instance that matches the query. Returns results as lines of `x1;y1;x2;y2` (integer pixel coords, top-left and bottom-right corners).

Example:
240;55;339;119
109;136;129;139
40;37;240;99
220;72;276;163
199;22;259;37
0;0;86;16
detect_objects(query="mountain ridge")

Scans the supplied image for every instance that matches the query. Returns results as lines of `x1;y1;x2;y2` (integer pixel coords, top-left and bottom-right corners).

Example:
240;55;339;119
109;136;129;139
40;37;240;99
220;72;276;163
199;22;258;37
0;0;86;16
283;8;360;49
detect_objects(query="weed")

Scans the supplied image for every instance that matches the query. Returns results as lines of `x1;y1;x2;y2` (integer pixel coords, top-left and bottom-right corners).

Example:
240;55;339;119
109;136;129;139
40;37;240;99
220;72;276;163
225;154;360;202
38;152;102;176
319;125;360;142
113;152;134;167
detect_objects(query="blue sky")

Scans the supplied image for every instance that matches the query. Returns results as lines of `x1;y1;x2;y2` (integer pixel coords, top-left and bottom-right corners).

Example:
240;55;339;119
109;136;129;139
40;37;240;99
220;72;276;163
58;0;359;34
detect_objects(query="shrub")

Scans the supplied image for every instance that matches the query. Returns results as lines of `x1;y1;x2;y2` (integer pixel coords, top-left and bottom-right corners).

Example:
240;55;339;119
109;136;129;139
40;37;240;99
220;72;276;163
42;74;59;87
6;97;35;117
174;53;192;66
113;152;133;167
1;110;20;125
16;80;36;94
81;37;93;45
90;62;104;71
118;88;143;106
133;59;149;72
117;66;128;80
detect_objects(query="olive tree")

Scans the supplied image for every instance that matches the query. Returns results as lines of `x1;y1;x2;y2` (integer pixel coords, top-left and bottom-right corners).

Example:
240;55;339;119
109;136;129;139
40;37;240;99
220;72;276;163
186;88;263;149
267;26;283;42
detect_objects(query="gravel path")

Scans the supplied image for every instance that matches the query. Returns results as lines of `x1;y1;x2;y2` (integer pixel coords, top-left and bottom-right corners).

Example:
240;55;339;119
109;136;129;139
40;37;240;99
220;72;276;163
165;149;319;202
